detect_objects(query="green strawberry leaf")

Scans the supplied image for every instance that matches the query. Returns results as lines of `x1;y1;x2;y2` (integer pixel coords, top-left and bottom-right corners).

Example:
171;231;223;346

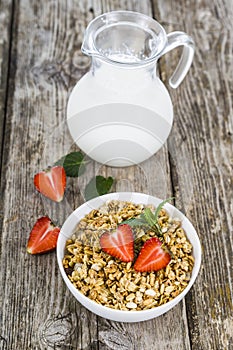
55;151;86;177
84;176;114;201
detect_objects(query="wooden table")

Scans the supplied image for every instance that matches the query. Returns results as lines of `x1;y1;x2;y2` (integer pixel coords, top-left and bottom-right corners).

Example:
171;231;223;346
0;0;232;349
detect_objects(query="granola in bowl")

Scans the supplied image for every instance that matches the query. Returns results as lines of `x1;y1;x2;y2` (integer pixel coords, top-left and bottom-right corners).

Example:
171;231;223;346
62;200;194;311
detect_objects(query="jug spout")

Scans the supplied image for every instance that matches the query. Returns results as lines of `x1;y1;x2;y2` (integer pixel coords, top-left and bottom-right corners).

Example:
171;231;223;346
81;29;96;56
81;26;99;57
81;40;91;56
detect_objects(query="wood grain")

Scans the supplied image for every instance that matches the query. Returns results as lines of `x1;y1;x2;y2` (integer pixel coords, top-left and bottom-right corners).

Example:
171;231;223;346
0;1;99;349
0;0;13;168
154;0;233;349
0;2;14;350
0;0;232;349
0;0;182;349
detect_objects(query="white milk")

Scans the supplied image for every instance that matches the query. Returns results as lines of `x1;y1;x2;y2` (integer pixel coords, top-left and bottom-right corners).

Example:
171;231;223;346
67;60;173;166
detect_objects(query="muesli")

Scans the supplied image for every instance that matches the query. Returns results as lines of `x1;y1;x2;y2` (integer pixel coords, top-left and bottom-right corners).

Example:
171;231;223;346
62;200;194;311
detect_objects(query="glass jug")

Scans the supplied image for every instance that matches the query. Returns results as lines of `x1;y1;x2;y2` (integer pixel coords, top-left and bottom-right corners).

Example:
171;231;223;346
67;11;194;167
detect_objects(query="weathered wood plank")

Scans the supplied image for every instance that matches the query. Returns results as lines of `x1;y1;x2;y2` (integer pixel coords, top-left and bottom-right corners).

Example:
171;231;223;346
89;2;190;350
0;1;100;349
0;0;187;349
0;2;14;350
0;0;13;167
0;0;196;348
2;0;232;349
154;0;233;349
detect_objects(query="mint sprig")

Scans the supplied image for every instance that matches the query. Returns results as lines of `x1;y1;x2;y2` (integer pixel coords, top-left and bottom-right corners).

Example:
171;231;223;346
121;197;174;235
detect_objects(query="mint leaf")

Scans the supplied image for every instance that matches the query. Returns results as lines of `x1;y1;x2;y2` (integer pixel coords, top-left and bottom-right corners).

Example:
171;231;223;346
154;197;174;222
84;176;114;201
121;217;149;227
55;152;86;177
143;208;156;227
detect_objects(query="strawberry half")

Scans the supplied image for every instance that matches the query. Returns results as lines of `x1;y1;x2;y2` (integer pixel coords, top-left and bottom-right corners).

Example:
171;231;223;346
100;224;134;262
27;216;60;254
34;166;66;202
134;237;171;272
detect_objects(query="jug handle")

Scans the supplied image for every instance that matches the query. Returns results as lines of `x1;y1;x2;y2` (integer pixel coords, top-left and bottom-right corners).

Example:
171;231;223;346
160;31;195;88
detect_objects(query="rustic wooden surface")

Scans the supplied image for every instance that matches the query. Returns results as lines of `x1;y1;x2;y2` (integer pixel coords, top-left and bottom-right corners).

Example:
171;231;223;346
0;0;232;349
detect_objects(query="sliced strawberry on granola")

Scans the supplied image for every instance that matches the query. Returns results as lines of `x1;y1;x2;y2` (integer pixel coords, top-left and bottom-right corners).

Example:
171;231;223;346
27;216;60;254
100;224;134;262
134;237;171;272
34;166;66;202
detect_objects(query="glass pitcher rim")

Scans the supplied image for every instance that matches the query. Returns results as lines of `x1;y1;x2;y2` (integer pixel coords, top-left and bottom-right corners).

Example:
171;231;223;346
81;10;168;67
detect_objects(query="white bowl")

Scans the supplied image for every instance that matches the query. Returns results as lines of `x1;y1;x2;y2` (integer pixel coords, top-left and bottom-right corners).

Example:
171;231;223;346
57;192;201;322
